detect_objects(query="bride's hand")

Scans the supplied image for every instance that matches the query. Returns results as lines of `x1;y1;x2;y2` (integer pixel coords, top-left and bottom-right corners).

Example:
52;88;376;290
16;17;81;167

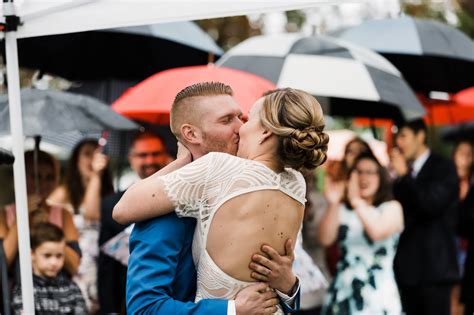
235;283;278;315
249;239;298;295
176;142;192;165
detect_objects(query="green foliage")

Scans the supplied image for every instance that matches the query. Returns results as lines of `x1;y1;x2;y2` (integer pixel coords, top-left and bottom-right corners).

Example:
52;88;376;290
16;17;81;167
401;0;474;39
457;7;474;38
401;0;447;21
196;16;261;51
328;117;354;130
285;10;306;32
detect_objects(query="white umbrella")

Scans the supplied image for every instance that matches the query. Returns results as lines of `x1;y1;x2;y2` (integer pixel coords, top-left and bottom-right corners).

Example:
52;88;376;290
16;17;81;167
217;33;426;122
1;1;330;313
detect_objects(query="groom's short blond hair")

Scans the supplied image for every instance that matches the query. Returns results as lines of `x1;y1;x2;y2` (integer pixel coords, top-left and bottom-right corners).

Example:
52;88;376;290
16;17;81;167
170;82;233;139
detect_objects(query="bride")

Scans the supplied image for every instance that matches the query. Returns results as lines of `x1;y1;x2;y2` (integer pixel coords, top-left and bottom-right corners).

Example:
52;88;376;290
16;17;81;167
113;87;329;314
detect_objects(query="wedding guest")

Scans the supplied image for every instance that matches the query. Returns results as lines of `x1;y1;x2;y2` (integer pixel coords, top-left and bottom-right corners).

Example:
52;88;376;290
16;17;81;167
318;153;403;314
50;139;114;313
11;222;87;315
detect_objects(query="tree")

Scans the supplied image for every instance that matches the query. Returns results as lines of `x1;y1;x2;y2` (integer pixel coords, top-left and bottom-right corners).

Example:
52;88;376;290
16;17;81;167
400;0;447;21
195;10;306;52
195;16;261;52
457;2;474;38
401;0;474;39
459;0;474;16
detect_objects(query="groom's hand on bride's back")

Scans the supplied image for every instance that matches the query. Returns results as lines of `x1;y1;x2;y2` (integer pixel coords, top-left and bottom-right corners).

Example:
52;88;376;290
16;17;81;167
249;238;297;295
235;283;278;315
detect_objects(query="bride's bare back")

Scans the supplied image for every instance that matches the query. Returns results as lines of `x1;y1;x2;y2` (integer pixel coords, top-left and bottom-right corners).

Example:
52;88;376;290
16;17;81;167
207;190;304;282
138;152;308;303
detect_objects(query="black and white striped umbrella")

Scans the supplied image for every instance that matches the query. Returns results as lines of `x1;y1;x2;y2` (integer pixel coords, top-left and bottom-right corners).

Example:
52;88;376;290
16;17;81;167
217;34;425;122
333;16;474;93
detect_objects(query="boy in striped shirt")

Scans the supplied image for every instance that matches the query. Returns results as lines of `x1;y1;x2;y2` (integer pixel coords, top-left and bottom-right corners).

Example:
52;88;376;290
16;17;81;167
12;222;86;314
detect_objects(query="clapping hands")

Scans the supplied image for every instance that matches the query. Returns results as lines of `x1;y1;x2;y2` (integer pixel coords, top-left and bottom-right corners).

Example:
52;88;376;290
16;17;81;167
27;193;44;213
348;172;366;209
27;193;49;226
324;177;345;206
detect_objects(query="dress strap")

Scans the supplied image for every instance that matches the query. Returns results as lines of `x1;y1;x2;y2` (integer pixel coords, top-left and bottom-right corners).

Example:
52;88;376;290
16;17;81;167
4;204;16;228
48;206;64;228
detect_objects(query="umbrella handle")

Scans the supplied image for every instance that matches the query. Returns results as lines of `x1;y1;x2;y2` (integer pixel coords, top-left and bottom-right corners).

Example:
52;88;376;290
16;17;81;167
34;135;42;196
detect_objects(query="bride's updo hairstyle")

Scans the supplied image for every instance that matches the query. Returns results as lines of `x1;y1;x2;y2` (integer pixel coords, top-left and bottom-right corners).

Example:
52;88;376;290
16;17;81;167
261;88;329;171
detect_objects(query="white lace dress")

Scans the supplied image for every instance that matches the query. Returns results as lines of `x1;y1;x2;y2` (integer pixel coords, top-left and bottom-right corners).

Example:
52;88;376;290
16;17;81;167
161;152;306;313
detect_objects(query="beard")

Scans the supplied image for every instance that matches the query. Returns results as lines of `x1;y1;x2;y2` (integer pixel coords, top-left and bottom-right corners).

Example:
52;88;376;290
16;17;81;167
138;164;162;179
201;132;238;156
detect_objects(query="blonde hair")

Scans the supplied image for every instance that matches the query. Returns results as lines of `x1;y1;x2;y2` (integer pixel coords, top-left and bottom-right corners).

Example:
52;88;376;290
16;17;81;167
170;82;233;139
261;88;329;171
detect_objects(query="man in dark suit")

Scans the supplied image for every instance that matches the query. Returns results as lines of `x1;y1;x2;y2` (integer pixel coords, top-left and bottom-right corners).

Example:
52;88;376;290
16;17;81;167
390;119;460;315
459;183;474;315
98;131;170;314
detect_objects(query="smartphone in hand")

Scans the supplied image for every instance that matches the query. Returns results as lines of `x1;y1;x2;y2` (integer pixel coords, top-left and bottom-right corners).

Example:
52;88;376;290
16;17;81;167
98;137;109;155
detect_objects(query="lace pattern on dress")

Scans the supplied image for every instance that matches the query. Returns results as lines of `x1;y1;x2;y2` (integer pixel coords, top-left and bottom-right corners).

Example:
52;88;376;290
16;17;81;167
162;152;306;242
161;152;306;311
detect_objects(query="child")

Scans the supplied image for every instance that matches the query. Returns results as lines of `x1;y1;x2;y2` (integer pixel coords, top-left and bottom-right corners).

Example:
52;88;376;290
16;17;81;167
11;222;87;314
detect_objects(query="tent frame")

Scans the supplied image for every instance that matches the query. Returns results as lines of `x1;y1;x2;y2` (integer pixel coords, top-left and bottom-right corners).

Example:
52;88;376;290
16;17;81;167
3;2;35;313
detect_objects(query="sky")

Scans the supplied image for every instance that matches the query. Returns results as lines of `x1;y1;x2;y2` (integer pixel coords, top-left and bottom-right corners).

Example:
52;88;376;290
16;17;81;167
258;0;413;35
259;0;459;35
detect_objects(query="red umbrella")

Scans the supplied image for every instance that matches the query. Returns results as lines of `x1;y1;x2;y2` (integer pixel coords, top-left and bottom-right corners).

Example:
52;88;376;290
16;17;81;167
355;89;474;149
356;89;474;127
112;64;276;124
421;89;474;125
454;87;474;106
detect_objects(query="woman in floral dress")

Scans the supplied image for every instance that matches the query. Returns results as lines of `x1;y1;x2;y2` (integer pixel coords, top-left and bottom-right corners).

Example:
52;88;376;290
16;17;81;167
318;153;404;314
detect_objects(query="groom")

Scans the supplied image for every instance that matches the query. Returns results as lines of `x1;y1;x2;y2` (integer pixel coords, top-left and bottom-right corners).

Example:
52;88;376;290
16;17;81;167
126;82;300;314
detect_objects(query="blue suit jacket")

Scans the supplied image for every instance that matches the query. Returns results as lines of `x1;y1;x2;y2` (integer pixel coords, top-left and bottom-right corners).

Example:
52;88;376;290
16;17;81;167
127;212;300;314
127;213;228;314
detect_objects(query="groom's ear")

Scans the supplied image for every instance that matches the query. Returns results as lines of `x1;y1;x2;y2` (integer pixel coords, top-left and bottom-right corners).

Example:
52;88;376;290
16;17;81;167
181;124;202;144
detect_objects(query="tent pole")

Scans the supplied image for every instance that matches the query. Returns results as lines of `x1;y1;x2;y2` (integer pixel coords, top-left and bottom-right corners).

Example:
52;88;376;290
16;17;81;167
4;1;35;314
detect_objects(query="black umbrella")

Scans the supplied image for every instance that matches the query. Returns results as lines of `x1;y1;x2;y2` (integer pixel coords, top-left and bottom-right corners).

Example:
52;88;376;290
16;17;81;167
442;122;474;142
0;88;140;192
0;148;14;165
8;22;222;160
0;88;139;136
218;33;425;122
11;21;222;82
333;16;474;93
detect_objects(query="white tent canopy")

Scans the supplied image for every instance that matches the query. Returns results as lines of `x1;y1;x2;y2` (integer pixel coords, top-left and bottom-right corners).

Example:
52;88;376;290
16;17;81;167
1;1;329;313
2;0;331;38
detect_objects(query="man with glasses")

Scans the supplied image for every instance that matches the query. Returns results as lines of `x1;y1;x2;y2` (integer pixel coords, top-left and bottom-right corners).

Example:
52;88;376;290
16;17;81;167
127;132;171;180
98;131;170;314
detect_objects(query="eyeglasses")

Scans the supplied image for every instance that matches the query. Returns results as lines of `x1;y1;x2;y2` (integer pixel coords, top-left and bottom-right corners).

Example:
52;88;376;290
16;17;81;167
131;151;166;159
354;169;378;176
